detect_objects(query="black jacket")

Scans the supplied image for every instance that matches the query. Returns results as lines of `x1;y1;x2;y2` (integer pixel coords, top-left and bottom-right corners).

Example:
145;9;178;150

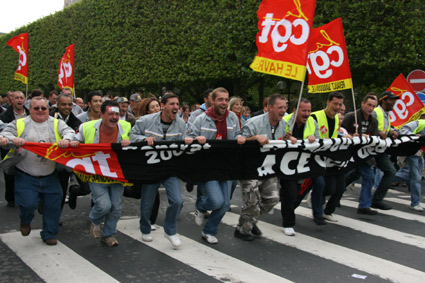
0;106;30;123
49;107;82;131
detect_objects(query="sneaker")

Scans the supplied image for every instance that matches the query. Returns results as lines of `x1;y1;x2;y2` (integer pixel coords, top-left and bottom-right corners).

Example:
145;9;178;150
90;222;102;239
410;205;424;212
151;225;157;231
357;207;378;215
234;229;255;241
101;236;119;247
194;209;205;226
20;222;31;236
142;234;153;242
323;214;338;222
164;233;181;248
202;232;218;244
283;227;296;236
313;217;326;226
306;191;312;208
43;238;58;246
251;223;262;237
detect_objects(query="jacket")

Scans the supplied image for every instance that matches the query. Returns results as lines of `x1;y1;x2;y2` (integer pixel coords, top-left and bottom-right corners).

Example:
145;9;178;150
188;111;241;140
242;112;286;140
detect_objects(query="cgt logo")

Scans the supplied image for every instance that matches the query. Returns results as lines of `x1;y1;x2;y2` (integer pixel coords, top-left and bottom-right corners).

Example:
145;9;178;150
259;0;310;53
66;151;118;178
58;61;73;85
17;45;27;71
388;88;416;122
307;30;344;79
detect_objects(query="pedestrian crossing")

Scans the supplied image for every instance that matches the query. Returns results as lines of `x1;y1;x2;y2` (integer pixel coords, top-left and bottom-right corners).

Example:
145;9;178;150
1;189;425;283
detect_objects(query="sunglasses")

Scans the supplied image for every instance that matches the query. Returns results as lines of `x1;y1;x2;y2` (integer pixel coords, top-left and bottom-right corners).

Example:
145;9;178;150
33;106;48;111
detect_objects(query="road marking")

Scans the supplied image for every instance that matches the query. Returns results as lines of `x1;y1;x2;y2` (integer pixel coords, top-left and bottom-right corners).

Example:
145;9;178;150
221;212;425;283
293;206;425;249
117;219;291;283
0;231;119;283
340;199;425;223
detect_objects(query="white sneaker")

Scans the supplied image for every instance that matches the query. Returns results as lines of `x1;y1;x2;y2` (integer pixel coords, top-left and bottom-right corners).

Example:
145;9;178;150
142;233;153;242
164;233;181;248
194;209;205;226
283;227;296;236
323;214;338;222
410;205;424;212
306;191;312;208
151;225;158;231
202;232;218;244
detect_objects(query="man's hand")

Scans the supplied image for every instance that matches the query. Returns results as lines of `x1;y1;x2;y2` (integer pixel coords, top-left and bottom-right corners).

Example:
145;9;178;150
12;138;25;147
145;136;156;146
0;137;9;146
390;130;399;139
70;141;80;148
195;136;206;144
288;136;297;144
378;131;387;139
57;139;70;148
256;135;269;145
236;136;246;145
184;137;193;144
121;140;131;147
307;135;316;143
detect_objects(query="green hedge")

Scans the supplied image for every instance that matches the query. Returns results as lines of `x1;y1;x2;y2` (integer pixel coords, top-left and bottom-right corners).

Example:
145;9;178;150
0;0;424;108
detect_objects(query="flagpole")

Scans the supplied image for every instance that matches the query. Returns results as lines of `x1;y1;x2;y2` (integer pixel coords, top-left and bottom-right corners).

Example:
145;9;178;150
350;87;358;135
290;79;305;133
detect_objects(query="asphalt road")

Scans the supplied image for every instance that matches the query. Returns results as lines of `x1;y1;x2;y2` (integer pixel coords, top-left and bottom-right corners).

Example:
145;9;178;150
0;175;425;283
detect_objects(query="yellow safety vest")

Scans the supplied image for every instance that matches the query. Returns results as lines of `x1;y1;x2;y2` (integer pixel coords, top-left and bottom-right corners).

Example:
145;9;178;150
82;119;130;143
374;106;390;133
283;114;316;139
311;109;339;138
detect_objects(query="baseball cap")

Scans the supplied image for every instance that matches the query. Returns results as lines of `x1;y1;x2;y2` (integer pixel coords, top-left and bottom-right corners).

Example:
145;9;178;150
130;93;142;102
117;97;129;103
379;91;400;101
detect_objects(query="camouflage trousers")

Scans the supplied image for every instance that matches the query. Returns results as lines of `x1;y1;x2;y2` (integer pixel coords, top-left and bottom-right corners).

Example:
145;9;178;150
236;177;279;234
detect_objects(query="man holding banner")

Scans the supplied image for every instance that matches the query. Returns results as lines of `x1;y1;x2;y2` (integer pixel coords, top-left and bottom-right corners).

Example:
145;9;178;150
369;91;399;210
281;98;320;235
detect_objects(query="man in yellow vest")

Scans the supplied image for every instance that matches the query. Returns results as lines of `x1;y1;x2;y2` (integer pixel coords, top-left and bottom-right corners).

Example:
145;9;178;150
72;100;131;247
311;92;350;222
0;97;75;245
281;98;320;236
370;91;399;210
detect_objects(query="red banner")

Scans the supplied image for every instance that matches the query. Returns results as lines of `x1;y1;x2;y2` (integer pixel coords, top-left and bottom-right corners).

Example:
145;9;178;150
58;44;75;92
250;0;316;81
387;74;425;128
6;33;29;84
307;18;352;93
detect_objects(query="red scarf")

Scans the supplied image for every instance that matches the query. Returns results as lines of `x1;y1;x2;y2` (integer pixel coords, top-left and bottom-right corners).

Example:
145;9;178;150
205;107;229;140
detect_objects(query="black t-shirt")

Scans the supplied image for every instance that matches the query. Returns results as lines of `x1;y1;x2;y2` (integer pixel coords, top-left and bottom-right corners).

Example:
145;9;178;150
292;123;305;139
312;112;335;138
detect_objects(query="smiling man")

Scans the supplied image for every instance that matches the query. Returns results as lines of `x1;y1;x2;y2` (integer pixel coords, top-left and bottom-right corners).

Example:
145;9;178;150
73;100;132;247
76;91;102;122
0;96;75;245
189;87;246;244
130;92;192;249
234;93;295;241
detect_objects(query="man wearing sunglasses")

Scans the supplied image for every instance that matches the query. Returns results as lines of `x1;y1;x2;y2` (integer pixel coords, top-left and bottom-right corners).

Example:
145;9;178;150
0;96;76;246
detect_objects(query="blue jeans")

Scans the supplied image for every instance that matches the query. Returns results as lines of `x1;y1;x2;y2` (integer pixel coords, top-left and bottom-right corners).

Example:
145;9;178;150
196;180;232;236
14;170;62;240
311;177;324;219
393;156;423;206
89;182;123;237
357;164;375;209
140;177;183;235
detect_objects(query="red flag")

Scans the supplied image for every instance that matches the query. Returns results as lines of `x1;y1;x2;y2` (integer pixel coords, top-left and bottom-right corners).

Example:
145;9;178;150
250;0;316;81
58;44;75;92
387;74;425;128
6;33;29;84
307;18;353;93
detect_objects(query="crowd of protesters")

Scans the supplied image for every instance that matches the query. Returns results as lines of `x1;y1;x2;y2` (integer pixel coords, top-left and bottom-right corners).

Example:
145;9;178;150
0;87;423;248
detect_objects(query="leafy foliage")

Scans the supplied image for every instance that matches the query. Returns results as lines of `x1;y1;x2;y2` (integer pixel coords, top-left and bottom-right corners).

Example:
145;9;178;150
0;0;424;110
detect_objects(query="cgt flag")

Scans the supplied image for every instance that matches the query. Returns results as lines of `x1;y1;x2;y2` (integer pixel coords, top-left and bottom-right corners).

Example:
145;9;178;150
58;44;74;92
6;33;29;84
387;74;425;128
250;0;316;81
307;18;353;93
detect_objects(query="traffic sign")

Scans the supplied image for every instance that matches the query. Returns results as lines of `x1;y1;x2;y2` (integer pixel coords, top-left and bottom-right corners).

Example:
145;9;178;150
407;69;425;92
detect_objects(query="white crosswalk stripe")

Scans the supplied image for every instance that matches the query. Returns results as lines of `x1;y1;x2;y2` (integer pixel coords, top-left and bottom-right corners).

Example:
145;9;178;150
1;192;425;282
